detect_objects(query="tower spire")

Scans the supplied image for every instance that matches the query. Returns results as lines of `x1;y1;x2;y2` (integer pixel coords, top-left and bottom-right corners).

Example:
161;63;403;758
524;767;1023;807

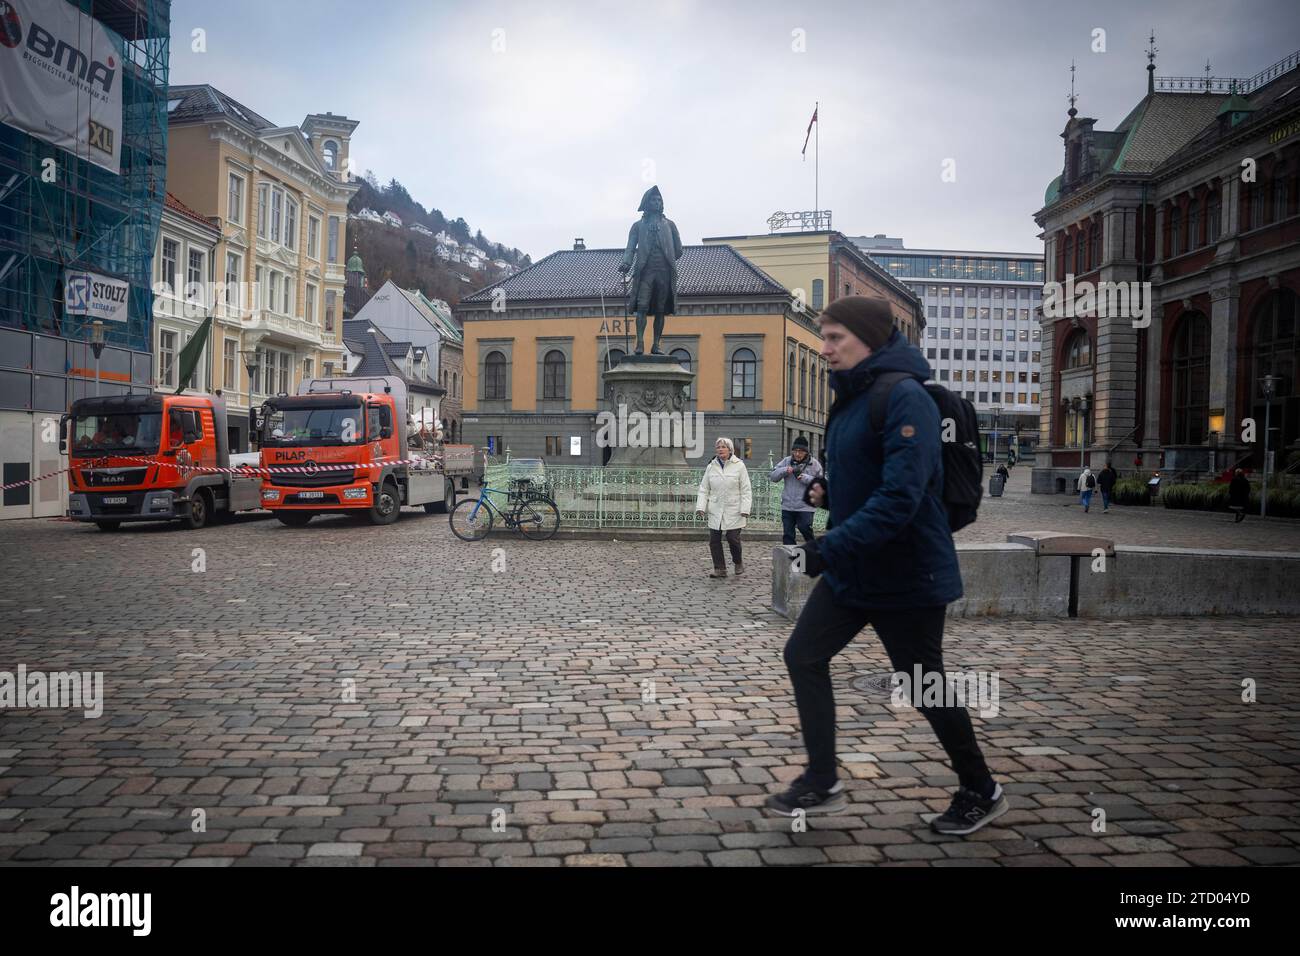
1146;30;1158;95
1204;59;1212;93
1068;59;1078;117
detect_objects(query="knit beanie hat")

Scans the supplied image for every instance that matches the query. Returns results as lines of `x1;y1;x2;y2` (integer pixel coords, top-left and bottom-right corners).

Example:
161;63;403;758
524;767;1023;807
791;435;809;451
819;295;895;351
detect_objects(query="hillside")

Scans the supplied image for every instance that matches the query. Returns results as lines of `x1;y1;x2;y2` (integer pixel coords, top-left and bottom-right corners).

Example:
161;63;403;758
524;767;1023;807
346;174;532;307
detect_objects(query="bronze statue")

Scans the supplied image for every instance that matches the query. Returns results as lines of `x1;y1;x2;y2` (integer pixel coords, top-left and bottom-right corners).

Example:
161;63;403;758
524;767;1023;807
617;185;683;355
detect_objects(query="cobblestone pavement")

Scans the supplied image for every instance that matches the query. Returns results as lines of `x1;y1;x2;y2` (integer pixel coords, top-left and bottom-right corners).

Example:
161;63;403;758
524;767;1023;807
1;511;1297;867
956;466;1300;551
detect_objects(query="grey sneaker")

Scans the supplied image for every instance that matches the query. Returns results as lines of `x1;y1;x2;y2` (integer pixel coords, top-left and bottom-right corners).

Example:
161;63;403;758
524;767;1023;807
930;786;1009;836
765;774;847;816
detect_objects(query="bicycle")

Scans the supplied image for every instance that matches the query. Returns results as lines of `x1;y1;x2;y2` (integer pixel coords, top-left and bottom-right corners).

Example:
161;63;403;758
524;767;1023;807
449;479;561;541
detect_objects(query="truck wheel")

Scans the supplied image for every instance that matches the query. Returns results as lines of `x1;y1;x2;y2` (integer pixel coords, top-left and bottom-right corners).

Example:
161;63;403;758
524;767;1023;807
276;511;313;527
423;477;455;515
94;520;121;532
181;490;210;530
369;480;400;525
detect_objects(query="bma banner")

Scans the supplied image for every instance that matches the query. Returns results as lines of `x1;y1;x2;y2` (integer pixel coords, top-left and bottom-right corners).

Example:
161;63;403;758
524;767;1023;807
65;270;129;323
0;0;124;174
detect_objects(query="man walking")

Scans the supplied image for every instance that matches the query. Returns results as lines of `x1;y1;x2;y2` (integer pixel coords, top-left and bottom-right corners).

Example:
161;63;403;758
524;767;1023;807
1229;468;1251;523
770;436;822;546
1077;466;1096;512
1098;462;1118;513
766;296;1006;836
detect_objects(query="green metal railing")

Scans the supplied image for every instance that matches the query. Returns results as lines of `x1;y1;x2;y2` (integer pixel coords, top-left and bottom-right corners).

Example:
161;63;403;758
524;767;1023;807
483;461;830;531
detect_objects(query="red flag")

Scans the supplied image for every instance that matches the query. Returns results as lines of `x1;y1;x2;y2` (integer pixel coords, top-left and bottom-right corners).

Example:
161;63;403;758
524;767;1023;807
802;106;818;159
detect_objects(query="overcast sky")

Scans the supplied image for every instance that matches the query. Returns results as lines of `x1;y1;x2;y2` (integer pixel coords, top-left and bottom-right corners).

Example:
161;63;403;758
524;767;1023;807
167;0;1294;259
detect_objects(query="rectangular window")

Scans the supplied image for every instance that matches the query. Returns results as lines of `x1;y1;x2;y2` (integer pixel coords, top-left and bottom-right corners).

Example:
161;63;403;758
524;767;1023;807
271;189;283;243
940;306;951;318
305;284;317;325
159;330;177;387
257;184;268;238
1018;372;1028;383
980;329;989;340
284;198;298;251
278;351;291;394
927;305;937;317
323;361;334;377
979;350;988;361
940;328;950;339
927;326;937;338
308;216;320;259
161;239;178;295
186;249;204;304
1031;392;1040;404
228;173;244;225
328;216;339;263
992;370;1002;383
979;370;988;382
223;339;237;390
224;252;240;307
993;350;1002;361
940;349;949;360
993;329;1003;341
965;370;975;381
939;369;949;381
1019;350;1029;362
325;290;336;332
993;308;1003;320
979;391;988;402
927;348;936;358
268;272;279;312
966;349;975;361
1031;351;1041;363
282;274;291;316
1031;371;1040;383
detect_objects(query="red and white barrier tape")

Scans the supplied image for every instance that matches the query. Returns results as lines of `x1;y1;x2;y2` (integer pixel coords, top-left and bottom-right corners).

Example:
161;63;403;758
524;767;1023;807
0;454;445;489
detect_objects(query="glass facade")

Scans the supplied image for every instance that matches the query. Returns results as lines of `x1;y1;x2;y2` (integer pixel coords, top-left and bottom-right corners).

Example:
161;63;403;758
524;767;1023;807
870;254;1044;284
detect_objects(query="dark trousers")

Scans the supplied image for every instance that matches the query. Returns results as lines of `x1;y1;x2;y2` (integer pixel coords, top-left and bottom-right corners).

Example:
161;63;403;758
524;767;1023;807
709;528;742;568
781;510;815;546
783;579;992;790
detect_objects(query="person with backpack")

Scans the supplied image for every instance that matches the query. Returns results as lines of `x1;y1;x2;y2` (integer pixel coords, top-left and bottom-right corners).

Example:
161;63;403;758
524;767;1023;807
766;296;1005;836
770;436;823;546
1077;466;1096;512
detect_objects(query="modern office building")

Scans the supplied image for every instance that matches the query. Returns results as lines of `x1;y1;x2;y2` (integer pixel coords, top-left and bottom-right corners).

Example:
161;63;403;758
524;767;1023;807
0;0;172;519
854;235;1046;460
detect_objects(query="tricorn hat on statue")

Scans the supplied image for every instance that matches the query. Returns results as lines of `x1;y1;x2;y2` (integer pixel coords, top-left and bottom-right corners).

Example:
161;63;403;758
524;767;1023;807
637;185;664;212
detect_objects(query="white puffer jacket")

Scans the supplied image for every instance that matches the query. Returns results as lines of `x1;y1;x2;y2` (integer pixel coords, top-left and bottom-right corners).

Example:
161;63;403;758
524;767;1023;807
695;455;753;531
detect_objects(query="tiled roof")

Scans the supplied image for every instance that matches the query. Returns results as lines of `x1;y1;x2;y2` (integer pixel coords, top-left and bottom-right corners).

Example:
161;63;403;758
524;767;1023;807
1109;93;1229;172
163;192;219;234
381;341;413;357
167;84;277;131
459;245;788;305
396;287;464;345
1169;69;1300;163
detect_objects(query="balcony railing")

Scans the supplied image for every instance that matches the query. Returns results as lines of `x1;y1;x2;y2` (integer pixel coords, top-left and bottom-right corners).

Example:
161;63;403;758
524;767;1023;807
1155;49;1300;96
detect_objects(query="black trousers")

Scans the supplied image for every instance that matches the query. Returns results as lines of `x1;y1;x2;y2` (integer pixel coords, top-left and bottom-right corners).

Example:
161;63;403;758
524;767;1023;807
783;579;992;790
709;528;742;568
781;510;815;546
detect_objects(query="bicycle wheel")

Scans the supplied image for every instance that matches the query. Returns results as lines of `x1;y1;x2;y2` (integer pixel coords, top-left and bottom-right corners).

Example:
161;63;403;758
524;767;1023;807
514;495;560;541
450;497;494;541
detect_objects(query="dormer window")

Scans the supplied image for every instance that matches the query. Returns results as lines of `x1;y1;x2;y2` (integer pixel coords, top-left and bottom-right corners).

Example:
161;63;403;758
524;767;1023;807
323;140;339;171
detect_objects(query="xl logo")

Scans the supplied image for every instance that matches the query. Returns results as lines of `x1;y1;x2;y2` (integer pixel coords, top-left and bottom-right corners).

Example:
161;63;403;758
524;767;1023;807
66;274;90;311
88;120;114;156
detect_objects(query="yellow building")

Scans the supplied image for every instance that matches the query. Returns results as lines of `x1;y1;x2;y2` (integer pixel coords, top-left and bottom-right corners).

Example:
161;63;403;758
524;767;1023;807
457;243;830;464
164;85;359;450
701;229;924;343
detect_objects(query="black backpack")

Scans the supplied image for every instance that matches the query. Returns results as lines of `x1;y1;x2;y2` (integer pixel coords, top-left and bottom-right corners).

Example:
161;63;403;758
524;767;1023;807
869;373;983;532
1086;473;1096;489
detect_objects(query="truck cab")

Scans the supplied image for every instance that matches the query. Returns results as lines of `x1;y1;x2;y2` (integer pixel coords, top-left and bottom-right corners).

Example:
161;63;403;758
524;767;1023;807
64;393;261;530
254;376;450;526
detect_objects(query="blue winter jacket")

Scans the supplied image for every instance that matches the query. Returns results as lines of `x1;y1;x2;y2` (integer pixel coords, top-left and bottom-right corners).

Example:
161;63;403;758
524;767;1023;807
816;330;963;610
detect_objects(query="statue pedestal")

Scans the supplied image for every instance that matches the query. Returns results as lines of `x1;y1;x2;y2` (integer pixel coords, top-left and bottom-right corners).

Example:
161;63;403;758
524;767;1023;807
601;354;696;468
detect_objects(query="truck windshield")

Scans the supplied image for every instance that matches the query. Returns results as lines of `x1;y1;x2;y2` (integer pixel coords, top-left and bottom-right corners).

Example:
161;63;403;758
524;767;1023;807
71;412;162;457
263;406;364;446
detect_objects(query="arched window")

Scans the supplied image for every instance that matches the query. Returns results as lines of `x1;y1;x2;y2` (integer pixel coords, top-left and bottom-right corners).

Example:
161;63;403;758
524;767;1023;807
1171;312;1210;444
799;358;807;408
670;348;692;398
1089;220;1102;269
1168;206;1182;257
1207;190;1221;244
731;348;756;399
1188;196;1202;250
1251;289;1299;463
787;353;796;406
451;372;456;397
1065;330;1092;369
542;349;565;400
1062;233;1073;277
322;140;338;171
483;350;506;400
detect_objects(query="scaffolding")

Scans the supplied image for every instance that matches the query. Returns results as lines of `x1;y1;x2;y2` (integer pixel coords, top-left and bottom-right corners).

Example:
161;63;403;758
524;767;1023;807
0;0;171;355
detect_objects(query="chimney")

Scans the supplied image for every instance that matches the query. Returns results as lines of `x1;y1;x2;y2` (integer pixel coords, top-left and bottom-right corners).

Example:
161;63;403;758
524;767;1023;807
573;238;586;251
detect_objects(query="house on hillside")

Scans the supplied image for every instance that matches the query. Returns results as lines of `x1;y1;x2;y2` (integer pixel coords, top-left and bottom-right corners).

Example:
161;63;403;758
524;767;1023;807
410;223;433;237
434;231;459;246
349;279;465;441
382;210;402;228
352;207;383;224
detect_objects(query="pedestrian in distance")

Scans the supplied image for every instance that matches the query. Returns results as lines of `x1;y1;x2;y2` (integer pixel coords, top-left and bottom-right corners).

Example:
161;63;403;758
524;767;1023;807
695;437;752;578
1078;466;1096;512
1098;461;1118;513
770;435;823;546
1229;468;1251;523
767;296;1006;836
995;462;1010;482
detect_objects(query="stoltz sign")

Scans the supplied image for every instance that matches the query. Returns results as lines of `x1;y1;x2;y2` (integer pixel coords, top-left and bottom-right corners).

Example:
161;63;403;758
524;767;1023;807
65;270;129;323
0;0;124;174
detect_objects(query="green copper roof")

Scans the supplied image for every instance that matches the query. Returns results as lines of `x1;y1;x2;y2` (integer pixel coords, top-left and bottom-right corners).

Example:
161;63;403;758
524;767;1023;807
1044;175;1062;206
346;253;364;272
1217;93;1254;117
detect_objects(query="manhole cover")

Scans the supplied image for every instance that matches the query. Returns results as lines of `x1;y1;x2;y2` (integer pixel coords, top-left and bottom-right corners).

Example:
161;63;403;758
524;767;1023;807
851;673;896;694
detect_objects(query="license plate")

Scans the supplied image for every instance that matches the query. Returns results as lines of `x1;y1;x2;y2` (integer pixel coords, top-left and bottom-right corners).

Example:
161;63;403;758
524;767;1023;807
297;491;325;499
102;496;128;505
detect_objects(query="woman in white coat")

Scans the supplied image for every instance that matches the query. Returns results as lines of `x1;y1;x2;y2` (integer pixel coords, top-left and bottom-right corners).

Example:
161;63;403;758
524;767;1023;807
695;437;753;578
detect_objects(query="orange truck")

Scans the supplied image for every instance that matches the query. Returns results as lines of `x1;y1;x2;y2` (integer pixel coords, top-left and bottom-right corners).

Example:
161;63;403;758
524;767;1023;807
63;393;262;531
252;375;456;527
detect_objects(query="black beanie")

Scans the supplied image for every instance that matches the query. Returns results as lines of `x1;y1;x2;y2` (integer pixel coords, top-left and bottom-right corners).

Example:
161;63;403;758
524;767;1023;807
819;295;895;351
792;435;809;451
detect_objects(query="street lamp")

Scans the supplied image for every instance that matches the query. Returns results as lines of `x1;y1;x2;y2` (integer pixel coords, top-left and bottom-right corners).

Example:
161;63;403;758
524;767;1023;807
1078;395;1090;471
89;321;105;396
1261;374;1278;517
990;405;1001;462
240;349;260;399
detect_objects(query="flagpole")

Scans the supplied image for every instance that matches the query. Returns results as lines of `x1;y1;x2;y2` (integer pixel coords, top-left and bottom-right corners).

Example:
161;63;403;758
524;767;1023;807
815;101;819;221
